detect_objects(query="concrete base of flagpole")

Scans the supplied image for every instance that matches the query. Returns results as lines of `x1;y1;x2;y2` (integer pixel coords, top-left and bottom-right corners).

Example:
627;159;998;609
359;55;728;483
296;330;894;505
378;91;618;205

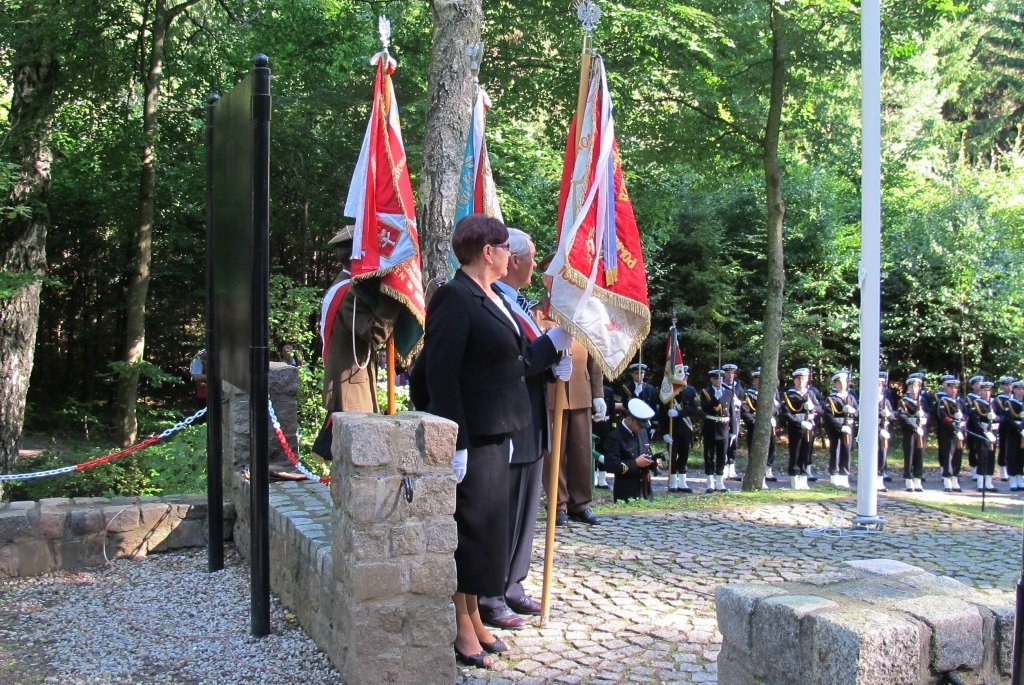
851;514;885;531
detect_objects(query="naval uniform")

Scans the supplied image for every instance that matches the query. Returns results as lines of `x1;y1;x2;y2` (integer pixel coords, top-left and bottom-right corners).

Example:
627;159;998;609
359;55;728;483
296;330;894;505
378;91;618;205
662;384;699;477
603;420;656;503
741;387;778;469
782;386;821;477
700;384;733;479
824;391;859;476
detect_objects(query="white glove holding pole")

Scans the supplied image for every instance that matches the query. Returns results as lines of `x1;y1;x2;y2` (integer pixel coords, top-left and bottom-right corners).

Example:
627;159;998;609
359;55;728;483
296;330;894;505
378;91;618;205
452;449;468;483
592;397;608;421
840;425;852;435
801;421;813;431
553;355;573;381
667;408;679;418
545;326;573;351
663;434;673;446
880;429;891;440
916;427;924;437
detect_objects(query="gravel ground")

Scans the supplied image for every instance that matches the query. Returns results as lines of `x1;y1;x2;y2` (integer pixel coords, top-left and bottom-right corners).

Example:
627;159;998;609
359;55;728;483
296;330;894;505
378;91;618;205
0;548;341;685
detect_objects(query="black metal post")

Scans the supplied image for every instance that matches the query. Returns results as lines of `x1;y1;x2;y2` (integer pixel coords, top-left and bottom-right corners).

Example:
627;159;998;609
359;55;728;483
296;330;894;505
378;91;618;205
249;54;272;638
205;92;224;573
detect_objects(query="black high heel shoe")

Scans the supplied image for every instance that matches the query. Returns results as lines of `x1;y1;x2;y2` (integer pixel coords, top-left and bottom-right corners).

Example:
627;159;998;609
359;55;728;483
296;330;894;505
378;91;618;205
454;645;493;668
480;636;507;653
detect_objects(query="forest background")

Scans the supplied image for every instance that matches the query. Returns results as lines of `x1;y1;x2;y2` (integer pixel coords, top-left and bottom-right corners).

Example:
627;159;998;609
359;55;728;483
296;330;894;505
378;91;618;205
1;0;1022;489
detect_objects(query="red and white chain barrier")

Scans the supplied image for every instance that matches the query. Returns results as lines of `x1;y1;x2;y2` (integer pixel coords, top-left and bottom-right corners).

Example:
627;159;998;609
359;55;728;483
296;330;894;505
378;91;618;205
268;399;330;484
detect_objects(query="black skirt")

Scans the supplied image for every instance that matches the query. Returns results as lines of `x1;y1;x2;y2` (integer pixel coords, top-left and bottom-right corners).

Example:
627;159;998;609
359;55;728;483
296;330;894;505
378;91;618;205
454;435;511;596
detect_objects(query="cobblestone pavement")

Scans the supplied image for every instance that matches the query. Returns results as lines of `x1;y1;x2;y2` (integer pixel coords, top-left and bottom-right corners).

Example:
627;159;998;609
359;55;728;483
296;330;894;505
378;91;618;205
459;495;1022;685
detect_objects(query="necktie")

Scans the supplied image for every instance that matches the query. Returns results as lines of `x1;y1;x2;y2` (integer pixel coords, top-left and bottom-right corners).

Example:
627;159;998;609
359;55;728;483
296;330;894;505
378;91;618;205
516;292;530;312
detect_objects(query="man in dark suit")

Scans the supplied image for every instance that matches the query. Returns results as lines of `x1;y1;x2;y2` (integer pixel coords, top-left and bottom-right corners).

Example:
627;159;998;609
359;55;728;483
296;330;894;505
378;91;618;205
604;399;659;502
479;228;568;630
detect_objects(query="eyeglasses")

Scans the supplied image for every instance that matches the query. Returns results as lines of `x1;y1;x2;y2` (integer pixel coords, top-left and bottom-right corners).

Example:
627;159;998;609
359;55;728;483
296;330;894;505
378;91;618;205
490;241;510;251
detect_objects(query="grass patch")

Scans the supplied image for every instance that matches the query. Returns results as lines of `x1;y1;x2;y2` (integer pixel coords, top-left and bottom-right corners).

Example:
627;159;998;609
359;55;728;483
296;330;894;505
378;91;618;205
581;484;854;516
913;499;1024;529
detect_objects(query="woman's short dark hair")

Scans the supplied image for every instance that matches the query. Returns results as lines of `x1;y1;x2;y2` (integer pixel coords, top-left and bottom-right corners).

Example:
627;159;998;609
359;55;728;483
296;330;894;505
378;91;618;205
452;214;508;266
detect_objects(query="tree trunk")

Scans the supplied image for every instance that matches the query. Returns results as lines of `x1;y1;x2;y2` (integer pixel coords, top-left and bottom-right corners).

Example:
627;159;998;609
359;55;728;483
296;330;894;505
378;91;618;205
418;0;482;283
117;0;200;446
0;53;60;477
743;0;787;491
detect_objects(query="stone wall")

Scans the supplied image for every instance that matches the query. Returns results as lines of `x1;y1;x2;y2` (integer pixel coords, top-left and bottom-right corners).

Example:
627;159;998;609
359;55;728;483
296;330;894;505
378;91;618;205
716;558;1015;685
223;367;460;685
0;494;233;577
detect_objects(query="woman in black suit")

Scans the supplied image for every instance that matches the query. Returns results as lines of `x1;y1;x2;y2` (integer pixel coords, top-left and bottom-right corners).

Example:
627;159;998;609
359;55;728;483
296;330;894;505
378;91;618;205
417;214;569;668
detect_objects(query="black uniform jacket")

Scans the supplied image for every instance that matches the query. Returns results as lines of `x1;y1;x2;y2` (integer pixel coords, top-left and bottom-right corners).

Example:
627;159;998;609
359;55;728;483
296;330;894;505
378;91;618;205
414;269;557;451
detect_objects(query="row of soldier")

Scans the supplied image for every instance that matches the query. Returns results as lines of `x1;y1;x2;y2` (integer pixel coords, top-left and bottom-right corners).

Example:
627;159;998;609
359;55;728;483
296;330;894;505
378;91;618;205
633;364;1024;494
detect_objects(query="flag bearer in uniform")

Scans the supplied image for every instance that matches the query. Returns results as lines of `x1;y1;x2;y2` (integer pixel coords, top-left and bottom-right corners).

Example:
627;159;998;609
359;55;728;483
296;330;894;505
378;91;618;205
700;369;732;493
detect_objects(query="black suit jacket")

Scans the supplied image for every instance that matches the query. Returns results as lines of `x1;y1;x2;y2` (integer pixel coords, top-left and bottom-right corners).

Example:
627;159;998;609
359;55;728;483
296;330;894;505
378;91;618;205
416;269;556;451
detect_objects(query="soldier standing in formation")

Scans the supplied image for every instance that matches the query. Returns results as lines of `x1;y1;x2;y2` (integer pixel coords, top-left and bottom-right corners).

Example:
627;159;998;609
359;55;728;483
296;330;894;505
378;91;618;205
877;372;894;492
966;379;998;492
700;369;733;493
782;368;820;490
935;376;968;492
897;376;928;492
965;375;985;479
721;363;744;480
994;376;1015;481
823;369;858;488
662;366;699;493
1004;381;1024;490
623;363;658;439
741;368;779;488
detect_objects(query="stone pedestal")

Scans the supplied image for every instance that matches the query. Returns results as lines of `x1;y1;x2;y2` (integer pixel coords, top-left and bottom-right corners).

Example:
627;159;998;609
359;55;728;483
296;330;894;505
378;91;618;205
716;559;1014;685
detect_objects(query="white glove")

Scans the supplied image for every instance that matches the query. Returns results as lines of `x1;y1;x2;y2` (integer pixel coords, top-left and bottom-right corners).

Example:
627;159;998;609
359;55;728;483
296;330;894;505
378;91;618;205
957;431;965;441
840;425;852;435
452;449;468;483
667;408;679;418
729;433;736;443
553;355;573;381
803;399;814;411
987;412;996;421
880;429;891;440
916;427;924;437
985;431;997;444
843;405;856;415
954;412;963;421
770;417;777;428
919;416;928;426
545;326;573;351
663;434;673;446
801;421;813;431
592;397;608;421
881;408;891;418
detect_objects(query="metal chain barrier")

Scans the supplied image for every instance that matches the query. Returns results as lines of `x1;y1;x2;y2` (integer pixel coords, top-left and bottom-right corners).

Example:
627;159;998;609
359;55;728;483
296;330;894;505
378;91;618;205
267;399;330;484
0;408;208;483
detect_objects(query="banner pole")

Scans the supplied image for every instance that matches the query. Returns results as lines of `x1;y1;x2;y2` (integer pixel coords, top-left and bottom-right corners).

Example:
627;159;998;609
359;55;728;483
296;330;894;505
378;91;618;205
540;384;567;625
387;337;396;415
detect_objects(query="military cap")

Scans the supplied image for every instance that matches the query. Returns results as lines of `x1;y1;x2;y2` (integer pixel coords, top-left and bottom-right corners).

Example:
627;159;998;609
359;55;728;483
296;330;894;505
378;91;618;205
750;368;762;378
906;376;922;386
980;380;994;389
629;363;648;372
626;398;655;420
908;372;925;380
328;224;355;245
792;367;810;378
708;369;724;378
831;369;850;382
941;375;960;386
722;363;738;371
968;375;985;385
1013;380;1024;389
999;376;1015;385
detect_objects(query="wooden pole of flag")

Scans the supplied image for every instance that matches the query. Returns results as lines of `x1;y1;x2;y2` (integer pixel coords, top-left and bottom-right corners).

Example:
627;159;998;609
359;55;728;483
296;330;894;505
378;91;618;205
386;337;396;414
540;0;602;627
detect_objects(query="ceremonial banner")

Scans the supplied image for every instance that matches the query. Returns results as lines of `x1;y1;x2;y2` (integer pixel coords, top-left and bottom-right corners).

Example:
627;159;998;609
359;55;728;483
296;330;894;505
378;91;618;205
659;324;687;404
450;88;503;279
344;51;425;360
545;55;650;379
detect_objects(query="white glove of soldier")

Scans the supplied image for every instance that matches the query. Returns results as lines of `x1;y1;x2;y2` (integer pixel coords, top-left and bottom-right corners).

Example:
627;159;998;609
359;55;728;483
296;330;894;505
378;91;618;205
954;411;963;421
663;434;674;446
770;416;777;428
880;429;891;440
843;405;856;415
553;355;573;381
916;427;924;437
592;397;608;421
881;408;891;418
801;421;813;431
987;412;996;422
840;425;852;435
452;449;468;483
920;415;928;426
667;408;679;418
804;399;814;411
985;431;997;444
545;326;573;351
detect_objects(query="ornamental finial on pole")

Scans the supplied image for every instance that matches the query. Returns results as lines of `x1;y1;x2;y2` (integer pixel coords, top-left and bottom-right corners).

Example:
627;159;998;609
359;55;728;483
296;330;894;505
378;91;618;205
466;41;484;83
576;0;602;37
378;15;391;51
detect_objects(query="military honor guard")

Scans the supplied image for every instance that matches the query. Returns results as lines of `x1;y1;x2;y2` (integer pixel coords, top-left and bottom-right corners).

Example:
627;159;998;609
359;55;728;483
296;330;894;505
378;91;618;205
897;376;928;492
700;369;733;493
823;369;858;488
964;375;985;478
604;398;659;503
741;368;779;487
994;376;1015;481
623;362;659;437
782;367;820;490
966;379;998;491
877;372;894;492
1004;381;1024;491
662;366;699;493
721;363;744;480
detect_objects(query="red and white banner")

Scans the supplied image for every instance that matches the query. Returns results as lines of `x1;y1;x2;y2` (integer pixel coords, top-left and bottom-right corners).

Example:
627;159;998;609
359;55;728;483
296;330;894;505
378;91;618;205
659;324;687;404
545;54;650;379
344;52;425;360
